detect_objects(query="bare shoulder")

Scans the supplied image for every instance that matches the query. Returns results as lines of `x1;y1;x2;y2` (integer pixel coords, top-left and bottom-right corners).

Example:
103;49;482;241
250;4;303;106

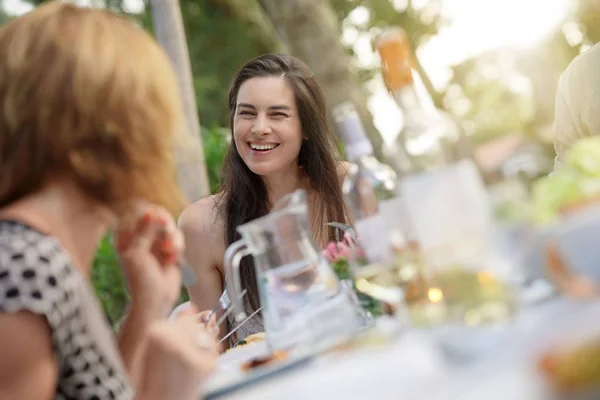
0;311;56;398
178;193;226;270
336;161;354;183
178;194;224;238
178;195;227;307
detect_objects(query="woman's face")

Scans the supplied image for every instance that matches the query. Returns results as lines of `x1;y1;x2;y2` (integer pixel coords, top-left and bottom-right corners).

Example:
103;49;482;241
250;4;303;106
233;76;303;177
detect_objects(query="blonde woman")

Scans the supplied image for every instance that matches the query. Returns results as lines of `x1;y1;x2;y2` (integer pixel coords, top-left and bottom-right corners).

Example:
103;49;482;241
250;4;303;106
0;2;217;399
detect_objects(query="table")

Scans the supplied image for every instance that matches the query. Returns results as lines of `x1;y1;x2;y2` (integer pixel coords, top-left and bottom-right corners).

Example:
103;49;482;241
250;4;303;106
204;297;600;399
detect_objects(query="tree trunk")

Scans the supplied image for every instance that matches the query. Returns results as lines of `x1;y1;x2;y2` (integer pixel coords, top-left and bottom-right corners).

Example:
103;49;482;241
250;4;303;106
259;0;385;160
149;0;210;203
213;0;288;54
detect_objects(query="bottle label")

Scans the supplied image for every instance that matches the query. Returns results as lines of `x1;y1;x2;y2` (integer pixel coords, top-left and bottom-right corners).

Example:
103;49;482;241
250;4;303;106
397;160;491;268
355;214;393;262
379;197;410;248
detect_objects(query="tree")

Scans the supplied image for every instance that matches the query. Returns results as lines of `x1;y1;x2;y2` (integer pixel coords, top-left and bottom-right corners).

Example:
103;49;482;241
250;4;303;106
213;0;286;53
259;0;386;159
149;0;210;203
330;0;443;97
176;0;275;128
450;51;536;145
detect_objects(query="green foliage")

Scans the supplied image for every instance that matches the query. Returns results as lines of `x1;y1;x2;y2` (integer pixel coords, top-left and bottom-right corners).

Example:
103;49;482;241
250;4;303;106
329;0;442;47
91;236;191;328
328;0;443;91
91;236;129;327
201;125;230;194
177;0;273;128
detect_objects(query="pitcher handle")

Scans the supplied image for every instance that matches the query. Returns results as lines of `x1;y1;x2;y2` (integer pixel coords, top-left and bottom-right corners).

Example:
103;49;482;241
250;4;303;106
224;239;252;323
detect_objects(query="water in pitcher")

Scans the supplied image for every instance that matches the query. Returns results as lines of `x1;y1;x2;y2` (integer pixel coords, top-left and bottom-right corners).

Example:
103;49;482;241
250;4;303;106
259;256;358;352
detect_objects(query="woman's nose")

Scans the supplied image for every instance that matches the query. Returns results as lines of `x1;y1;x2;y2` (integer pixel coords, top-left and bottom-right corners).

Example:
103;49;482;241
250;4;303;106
252;114;271;136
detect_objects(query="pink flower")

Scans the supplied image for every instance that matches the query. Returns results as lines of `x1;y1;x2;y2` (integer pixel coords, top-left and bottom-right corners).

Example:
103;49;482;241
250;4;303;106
322;238;365;263
337;242;353;259
322;241;341;262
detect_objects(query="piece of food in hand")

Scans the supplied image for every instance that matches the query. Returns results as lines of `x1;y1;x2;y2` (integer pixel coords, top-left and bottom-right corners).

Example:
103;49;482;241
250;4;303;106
240;351;288;371
538;340;600;393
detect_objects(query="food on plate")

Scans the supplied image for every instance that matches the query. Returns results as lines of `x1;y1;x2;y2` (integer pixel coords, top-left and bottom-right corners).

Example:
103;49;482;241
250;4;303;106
235;332;265;348
538;339;600;393
244;332;265;344
224;332;266;353
240;351;288;372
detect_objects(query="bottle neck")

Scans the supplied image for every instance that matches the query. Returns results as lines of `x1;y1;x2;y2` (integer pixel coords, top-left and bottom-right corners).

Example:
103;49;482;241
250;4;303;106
392;85;423;115
391;78;438;119
387;83;448;174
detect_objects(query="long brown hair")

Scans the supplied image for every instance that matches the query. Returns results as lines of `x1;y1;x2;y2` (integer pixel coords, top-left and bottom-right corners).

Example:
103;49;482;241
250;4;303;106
218;54;346;311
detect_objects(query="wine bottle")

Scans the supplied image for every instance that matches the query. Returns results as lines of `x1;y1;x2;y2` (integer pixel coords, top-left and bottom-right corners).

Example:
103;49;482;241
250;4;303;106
374;26;493;269
333;101;402;262
375;27;471;174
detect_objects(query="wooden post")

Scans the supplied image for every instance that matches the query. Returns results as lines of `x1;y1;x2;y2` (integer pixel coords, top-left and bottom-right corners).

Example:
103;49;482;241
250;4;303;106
149;0;210;203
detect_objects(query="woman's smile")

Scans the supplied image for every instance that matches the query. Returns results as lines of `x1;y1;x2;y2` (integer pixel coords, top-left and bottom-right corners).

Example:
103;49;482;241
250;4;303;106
248;142;280;155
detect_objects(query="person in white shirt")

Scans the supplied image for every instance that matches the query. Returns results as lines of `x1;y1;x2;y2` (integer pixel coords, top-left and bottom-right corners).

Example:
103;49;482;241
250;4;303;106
553;43;600;169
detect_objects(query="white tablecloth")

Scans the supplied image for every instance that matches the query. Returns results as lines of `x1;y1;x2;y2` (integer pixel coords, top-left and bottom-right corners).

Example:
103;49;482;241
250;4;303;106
206;298;600;399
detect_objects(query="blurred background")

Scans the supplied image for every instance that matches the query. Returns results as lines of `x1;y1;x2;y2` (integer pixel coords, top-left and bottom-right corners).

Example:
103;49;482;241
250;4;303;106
2;0;595;325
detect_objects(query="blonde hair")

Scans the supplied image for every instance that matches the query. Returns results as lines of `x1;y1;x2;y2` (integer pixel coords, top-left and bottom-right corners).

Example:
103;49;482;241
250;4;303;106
0;1;185;215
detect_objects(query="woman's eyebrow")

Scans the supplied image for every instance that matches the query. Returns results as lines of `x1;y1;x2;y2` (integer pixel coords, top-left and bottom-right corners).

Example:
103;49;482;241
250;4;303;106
269;105;292;111
237;103;292;111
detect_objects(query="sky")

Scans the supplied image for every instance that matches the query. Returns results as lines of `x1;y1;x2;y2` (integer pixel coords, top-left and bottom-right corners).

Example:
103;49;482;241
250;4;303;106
3;0;572;141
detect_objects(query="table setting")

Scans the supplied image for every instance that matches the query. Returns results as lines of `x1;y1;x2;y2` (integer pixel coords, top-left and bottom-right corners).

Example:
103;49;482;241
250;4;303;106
192;135;600;400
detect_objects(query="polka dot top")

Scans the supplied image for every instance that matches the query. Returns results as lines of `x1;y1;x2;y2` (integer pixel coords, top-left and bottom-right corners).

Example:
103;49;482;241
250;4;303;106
0;220;134;399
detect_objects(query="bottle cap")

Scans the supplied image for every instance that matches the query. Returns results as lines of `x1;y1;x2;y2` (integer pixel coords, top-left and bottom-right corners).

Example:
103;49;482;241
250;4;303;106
332;102;373;161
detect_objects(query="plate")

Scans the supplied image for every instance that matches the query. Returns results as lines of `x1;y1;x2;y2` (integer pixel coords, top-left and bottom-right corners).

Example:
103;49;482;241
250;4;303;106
202;344;314;399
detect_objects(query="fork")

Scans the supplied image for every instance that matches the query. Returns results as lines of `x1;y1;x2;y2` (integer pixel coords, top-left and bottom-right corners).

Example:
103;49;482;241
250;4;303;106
218;306;264;344
204;288;247;324
327;222;358;245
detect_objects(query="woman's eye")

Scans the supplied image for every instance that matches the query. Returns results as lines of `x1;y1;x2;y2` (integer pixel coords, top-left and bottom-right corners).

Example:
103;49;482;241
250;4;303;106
238;111;254;116
271;112;288;118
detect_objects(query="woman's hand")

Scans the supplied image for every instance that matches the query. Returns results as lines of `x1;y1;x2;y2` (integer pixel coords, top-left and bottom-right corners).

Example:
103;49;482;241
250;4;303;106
115;204;185;319
138;310;219;400
195;311;221;339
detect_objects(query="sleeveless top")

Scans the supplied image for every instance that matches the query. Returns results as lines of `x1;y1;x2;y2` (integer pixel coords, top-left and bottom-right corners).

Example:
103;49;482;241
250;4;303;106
0;220;133;399
226;294;264;344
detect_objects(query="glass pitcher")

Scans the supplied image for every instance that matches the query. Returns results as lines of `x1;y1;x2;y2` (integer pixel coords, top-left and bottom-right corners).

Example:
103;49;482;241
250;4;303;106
224;189;359;351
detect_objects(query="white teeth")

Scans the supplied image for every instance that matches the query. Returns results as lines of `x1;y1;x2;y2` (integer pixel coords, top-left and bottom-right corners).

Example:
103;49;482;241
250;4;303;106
250;143;277;151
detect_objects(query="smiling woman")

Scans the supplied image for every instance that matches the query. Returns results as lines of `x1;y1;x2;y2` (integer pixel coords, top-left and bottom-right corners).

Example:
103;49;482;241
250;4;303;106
178;54;350;347
234;76;304;176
